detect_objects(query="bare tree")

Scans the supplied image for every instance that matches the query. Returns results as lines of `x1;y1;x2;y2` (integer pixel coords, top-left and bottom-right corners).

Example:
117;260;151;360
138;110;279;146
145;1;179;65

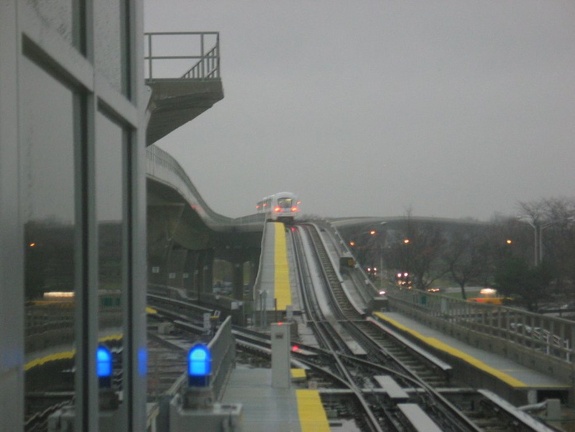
537;197;575;295
385;214;447;291
488;214;533;265
507;197;575;304
444;227;491;299
494;256;552;312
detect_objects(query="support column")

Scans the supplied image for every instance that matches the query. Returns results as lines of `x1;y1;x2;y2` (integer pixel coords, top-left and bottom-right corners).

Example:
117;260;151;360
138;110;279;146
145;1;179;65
183;251;198;296
232;263;243;300
197;249;214;301
166;246;187;288
249;253;259;299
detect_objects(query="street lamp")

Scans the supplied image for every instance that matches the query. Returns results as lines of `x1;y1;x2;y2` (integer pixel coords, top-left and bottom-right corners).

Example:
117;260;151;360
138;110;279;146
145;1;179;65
398;237;412;287
520;218;550;266
519;214;574;266
372;222;387;284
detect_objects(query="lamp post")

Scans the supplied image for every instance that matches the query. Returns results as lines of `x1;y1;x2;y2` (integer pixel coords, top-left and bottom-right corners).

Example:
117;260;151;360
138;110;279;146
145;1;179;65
521;219;550;266
369;222;387;284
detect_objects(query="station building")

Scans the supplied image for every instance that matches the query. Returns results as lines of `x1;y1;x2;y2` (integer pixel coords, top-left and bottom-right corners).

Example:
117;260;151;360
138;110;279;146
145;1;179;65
0;2;148;430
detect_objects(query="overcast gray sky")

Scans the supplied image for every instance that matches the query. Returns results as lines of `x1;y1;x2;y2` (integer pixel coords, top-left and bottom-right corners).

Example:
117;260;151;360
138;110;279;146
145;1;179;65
144;1;575;221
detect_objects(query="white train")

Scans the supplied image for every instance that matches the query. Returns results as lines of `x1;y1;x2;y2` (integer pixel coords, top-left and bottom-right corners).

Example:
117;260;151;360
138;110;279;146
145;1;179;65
256;192;301;223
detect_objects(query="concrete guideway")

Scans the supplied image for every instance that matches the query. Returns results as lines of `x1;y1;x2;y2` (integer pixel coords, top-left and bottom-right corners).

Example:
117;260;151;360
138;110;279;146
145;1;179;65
274;223;293;311
255;222;297;314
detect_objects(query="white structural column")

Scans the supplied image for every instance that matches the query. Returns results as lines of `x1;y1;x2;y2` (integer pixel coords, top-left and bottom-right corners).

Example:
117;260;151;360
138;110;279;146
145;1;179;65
271;322;291;388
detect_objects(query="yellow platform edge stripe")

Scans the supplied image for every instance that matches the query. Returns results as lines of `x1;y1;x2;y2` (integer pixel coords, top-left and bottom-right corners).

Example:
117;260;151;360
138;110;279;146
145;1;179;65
373;312;529;388
291;368;307;379
25;333;123;371
274;223;292;310
296;389;331;431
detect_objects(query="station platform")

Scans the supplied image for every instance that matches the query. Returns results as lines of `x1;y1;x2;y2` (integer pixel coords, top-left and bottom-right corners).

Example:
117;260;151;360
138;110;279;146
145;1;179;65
372;311;570;405
220;367;329;432
257;222;299;313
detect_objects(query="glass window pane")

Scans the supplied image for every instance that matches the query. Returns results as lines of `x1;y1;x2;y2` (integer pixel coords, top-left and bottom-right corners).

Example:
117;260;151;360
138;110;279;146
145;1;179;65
21;57;77;419
95;0;129;95
96;111;125;399
26;0;84;51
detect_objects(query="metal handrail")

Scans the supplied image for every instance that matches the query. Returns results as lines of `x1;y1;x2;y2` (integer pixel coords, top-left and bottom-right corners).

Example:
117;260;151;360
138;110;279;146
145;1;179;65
386;289;574;364
182;45;220;79
146;145;233;226
144;32;220;80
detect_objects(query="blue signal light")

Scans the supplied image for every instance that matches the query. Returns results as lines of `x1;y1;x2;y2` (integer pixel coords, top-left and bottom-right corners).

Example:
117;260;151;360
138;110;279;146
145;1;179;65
188;343;211;387
97;346;112;378
97;345;113;389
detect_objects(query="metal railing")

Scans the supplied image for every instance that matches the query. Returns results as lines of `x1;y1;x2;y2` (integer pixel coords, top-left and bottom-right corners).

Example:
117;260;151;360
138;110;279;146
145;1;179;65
144;32;220;80
207;316;236;400
387;289;574;365
146;145;266;228
146;145;233;226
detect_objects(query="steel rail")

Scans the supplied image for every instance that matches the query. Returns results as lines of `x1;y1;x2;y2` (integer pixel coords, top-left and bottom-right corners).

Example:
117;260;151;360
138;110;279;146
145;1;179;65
293;224;386;431
300;223;488;432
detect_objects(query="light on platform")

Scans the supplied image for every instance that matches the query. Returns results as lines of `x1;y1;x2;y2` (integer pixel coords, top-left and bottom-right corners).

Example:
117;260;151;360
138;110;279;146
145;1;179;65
97;346;112;378
97;345;113;389
188;343;212;387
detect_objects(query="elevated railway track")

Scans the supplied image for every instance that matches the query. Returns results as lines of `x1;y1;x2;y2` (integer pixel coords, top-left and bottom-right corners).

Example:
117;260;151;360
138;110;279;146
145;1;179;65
25;221;565;431
286;222;560;431
143;220;564;431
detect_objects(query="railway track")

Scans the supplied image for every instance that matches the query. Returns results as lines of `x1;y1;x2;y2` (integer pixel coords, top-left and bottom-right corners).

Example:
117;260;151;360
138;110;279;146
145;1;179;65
116;221;560;432
145;285;558;432
288;222;557;432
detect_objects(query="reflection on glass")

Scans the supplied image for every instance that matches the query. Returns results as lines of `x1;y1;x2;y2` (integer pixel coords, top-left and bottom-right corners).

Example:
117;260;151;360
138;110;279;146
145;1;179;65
21;58;77;419
26;0;84;50
96;112;125;404
95;0;129;95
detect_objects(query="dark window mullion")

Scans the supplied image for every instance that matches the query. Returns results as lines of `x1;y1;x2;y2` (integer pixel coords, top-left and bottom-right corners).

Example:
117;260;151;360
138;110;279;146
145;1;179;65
75;91;100;432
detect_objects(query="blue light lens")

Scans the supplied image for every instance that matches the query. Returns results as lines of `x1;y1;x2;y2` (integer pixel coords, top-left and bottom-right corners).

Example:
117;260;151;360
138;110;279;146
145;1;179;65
188;344;211;376
97;346;112;378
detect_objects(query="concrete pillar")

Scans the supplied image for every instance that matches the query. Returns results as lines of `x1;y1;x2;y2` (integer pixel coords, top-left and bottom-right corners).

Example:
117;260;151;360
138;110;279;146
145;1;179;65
242;252;259;304
198;249;214;298
167;247;187;288
233;263;243;300
183;251;197;296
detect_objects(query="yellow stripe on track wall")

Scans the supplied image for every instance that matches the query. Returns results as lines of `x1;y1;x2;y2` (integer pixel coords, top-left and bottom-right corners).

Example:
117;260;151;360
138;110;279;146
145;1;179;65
25;333;123;371
296;389;331;431
274;223;292;310
373;312;528;388
25;350;75;371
